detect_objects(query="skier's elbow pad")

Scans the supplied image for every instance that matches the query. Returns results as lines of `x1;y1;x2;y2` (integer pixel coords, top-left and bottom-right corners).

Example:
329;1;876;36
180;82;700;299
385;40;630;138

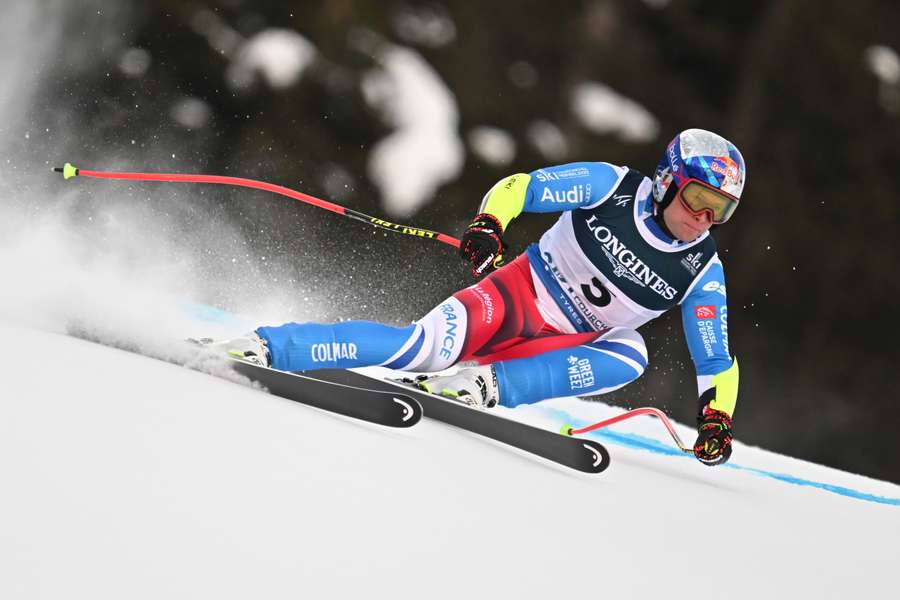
707;357;739;417
478;173;532;230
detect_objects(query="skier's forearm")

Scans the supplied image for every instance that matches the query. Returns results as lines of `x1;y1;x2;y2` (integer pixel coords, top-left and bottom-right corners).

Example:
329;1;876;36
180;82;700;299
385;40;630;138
477;173;532;230
698;357;739;417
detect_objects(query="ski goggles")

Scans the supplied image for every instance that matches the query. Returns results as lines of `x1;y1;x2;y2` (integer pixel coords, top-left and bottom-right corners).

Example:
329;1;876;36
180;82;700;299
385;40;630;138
677;179;740;224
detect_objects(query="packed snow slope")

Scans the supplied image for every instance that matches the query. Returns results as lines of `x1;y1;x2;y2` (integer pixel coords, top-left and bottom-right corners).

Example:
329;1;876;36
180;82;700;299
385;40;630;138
1;322;898;600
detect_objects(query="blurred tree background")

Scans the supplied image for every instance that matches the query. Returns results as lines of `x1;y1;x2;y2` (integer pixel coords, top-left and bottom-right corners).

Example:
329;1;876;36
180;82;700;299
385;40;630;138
7;0;900;481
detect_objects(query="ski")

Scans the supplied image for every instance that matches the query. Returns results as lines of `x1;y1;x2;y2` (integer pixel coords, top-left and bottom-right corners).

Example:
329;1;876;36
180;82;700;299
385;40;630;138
305;369;610;474
226;360;423;428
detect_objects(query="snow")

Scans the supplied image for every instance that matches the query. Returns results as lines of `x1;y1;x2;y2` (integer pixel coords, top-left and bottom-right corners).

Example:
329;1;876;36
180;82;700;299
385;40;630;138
362;42;465;218
170;97;212;130
0;1;65;132
191;9;243;58
507;60;540;89
1;191;898;597
527;119;569;161
319;162;357;203
467;126;517;167
865;45;900;84
571;81;661;142
227;29;317;91
1;318;898;599
118;47;152;78
391;4;457;49
864;45;900;114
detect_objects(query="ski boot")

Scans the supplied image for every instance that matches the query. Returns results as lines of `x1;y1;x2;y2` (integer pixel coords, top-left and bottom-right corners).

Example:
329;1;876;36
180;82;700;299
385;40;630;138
406;365;499;409
189;332;271;368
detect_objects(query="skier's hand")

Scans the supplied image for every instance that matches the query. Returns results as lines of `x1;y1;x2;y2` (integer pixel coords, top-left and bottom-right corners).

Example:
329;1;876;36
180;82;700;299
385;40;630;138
693;406;733;466
460;213;507;278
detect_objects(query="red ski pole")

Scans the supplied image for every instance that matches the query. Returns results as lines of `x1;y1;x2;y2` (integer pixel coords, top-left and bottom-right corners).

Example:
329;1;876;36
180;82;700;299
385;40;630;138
561;407;695;453
53;163;461;249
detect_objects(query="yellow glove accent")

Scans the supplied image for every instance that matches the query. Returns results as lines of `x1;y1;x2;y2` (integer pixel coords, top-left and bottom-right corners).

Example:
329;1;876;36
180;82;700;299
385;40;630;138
478;173;532;230
708;357;739;417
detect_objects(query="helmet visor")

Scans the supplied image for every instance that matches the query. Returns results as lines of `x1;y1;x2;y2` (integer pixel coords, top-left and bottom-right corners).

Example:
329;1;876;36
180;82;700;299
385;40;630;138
678;180;739;224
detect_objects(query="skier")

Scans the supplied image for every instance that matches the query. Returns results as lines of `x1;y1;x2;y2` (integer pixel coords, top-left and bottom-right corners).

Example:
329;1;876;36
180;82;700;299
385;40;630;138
208;128;744;466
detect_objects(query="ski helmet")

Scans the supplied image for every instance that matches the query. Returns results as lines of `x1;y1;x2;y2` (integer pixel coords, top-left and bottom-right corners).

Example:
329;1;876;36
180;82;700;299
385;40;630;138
652;129;746;224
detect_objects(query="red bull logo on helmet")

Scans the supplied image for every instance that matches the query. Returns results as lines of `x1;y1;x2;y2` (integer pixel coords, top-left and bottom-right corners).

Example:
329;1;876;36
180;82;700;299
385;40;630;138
710;156;741;188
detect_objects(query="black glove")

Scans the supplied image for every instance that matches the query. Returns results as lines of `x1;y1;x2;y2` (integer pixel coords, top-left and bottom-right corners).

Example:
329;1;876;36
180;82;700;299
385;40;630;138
459;213;507;278
693;406;733;466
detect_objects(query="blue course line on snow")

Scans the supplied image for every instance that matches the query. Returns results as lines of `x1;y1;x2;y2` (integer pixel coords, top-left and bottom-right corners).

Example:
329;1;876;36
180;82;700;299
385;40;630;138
539;407;900;507
722;464;900;506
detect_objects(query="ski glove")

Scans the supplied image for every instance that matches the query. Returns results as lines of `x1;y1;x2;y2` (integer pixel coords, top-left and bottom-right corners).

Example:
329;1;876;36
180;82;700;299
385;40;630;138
693;405;733;466
460;213;507;278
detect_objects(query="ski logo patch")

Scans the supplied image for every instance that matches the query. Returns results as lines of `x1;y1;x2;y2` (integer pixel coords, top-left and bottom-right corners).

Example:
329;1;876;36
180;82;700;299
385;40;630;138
311;342;358;362
681;252;704;276
567;355;595;390
393;397;416;422
540;184;591;204
439;302;459;359
612;193;632;207
584;443;603;468
695;305;717;319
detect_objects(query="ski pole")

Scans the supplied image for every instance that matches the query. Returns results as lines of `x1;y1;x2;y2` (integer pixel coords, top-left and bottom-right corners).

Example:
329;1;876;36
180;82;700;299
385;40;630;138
560;407;694;454
52;163;461;249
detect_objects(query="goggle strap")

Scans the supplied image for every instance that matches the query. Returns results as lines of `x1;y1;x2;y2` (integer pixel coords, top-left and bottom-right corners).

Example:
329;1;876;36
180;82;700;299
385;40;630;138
660;181;679;208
